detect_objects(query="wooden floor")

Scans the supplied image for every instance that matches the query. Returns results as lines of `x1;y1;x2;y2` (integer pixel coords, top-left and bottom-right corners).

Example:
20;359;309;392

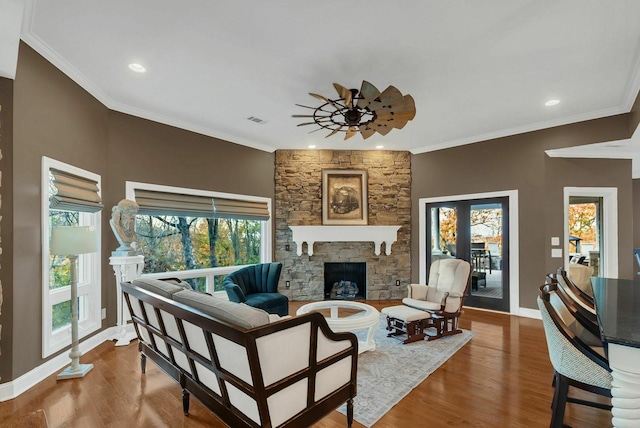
0;300;613;428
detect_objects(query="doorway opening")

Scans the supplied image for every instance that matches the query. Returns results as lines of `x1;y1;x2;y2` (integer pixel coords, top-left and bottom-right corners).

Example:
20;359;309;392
564;187;618;278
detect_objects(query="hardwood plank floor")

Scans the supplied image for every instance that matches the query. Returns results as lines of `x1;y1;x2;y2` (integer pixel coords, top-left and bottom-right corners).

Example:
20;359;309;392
0;301;613;427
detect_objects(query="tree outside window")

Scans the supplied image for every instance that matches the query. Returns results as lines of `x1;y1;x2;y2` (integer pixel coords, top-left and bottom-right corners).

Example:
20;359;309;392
135;215;262;291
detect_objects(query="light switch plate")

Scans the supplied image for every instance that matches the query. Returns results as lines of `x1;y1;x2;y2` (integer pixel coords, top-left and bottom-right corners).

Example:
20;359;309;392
551;237;560;246
551;248;562;258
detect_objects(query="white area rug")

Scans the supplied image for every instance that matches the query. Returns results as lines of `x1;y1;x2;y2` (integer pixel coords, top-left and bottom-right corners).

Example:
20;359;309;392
337;314;475;427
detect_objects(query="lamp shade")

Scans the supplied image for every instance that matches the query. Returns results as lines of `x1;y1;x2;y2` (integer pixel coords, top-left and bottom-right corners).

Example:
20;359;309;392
50;226;98;255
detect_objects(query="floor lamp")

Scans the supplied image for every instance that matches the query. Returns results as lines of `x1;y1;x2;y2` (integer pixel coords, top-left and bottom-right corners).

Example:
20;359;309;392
50;225;98;380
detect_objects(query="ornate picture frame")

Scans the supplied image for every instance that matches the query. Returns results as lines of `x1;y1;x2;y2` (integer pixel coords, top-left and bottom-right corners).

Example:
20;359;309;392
322;169;368;225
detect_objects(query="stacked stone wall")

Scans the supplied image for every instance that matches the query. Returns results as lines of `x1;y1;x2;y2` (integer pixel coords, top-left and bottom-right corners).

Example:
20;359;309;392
274;150;411;300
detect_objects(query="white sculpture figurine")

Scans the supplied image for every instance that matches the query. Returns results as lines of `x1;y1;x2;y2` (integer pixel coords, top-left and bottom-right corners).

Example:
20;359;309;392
110;199;140;256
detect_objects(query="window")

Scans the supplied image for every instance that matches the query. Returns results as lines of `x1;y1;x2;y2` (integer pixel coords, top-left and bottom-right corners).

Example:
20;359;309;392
42;157;102;357
126;182;272;293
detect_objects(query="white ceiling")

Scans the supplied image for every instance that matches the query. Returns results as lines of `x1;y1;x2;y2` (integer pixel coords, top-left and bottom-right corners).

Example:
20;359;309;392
12;1;640;154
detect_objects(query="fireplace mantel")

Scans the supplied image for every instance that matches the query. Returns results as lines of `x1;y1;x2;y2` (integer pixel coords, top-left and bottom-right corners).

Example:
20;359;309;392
289;225;401;256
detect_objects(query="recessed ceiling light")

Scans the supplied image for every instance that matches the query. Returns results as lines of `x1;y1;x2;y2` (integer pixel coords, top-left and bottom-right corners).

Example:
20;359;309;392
128;63;146;73
545;99;560;107
308;145;316;149
376;145;384;149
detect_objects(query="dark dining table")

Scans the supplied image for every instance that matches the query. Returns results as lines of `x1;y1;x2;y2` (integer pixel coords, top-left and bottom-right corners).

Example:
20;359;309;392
591;277;640;427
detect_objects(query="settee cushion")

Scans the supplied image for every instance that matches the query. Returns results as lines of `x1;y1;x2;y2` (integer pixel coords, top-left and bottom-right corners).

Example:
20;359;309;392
173;289;270;329
133;278;191;299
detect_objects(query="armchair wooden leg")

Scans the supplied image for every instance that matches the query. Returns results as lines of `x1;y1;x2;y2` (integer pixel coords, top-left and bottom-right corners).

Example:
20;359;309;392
346;398;354;427
140;354;146;373
182;389;190;415
426;315;444;341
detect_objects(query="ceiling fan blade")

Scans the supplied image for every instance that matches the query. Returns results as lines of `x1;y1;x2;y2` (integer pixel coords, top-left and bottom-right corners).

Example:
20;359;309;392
378;95;416;117
310;92;344;110
371;91;416;129
325;126;344;138
295;103;318;109
297;122;318;127
309;92;330;103
292;114;330;118
344;126;358;140
401;94;417;121
370;121;393;136
356;80;381;109
377;85;403;105
333;83;352;106
308;127;325;134
359;124;376;139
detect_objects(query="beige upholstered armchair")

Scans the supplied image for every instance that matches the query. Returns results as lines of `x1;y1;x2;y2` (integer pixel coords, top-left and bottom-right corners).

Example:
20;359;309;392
402;258;472;338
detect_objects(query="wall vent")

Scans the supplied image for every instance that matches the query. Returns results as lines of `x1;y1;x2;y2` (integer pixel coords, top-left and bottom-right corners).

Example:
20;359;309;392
247;116;266;124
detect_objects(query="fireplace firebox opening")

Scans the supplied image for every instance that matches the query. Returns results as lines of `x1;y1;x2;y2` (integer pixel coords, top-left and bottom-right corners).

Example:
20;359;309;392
324;262;366;300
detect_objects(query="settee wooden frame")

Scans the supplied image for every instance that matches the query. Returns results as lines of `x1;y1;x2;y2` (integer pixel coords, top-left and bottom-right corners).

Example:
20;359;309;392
122;282;358;428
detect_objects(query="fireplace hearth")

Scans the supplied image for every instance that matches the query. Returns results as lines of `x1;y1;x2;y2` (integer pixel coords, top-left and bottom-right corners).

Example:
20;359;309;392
324;262;366;300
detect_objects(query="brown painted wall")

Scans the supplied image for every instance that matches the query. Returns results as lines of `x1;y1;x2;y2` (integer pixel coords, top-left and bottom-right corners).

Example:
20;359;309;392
12;43;109;379
103;112;275;324
412;115;634;311
6;43;275;381
0;76;14;383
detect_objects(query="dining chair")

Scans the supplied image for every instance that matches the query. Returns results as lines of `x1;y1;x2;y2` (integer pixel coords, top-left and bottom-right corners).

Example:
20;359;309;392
538;284;612;428
545;280;605;358
557;267;594;307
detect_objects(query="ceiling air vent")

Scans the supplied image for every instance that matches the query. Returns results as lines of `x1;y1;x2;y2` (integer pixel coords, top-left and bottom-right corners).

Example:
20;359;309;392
247;116;266;124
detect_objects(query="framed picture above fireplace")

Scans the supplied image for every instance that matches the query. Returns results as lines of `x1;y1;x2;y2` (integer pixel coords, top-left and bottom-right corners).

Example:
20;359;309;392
322;169;368;225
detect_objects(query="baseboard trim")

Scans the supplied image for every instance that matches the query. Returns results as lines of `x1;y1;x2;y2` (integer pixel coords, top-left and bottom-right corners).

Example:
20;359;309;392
0;326;118;402
517;307;541;319
464;305;541;320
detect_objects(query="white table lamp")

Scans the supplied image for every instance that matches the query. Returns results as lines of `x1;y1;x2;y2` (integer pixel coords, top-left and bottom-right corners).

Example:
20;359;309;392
50;226;98;380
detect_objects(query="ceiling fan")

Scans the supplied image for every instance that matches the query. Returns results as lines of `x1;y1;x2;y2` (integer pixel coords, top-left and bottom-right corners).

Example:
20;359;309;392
293;81;416;140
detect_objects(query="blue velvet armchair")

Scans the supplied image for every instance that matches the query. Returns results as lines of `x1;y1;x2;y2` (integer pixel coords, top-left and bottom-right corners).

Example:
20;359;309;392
222;262;289;316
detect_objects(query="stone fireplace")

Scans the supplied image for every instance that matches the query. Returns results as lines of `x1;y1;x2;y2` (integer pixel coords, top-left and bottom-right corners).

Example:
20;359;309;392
274;150;411;301
324;262;366;300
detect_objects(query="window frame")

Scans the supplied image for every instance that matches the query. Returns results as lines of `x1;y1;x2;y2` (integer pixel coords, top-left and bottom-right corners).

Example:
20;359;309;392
41;157;102;358
126;181;273;294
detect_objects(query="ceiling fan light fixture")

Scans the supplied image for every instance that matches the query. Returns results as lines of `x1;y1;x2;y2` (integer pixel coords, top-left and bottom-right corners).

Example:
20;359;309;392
293;81;415;140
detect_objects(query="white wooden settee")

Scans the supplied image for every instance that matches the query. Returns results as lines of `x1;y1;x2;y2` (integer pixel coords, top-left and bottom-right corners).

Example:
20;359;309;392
122;279;358;427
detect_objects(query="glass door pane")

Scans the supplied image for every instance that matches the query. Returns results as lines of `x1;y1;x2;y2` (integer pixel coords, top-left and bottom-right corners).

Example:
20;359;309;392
430;206;458;262
469;203;503;299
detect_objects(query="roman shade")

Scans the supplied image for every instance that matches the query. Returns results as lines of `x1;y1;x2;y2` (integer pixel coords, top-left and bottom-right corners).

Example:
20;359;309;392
134;189;214;217
134;189;270;221
213;198;270;221
49;169;103;213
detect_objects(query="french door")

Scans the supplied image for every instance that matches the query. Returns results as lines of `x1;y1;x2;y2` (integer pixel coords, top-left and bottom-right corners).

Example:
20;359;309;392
426;197;510;312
